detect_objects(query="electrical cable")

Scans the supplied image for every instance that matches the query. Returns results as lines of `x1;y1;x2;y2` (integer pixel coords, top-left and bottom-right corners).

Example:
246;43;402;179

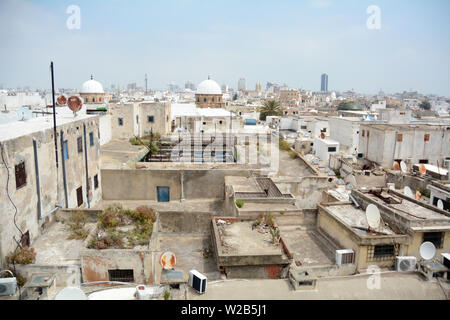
0;143;24;248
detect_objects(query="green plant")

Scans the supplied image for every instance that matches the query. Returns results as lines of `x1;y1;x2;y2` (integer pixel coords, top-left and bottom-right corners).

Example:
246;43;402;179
66;210;89;240
280;211;285;216
164;290;170;300
6;247;36;265
235;200;244;208
279;138;292;151
265;213;275;228
259;100;282;121
269;228;280;244
288;150;298;159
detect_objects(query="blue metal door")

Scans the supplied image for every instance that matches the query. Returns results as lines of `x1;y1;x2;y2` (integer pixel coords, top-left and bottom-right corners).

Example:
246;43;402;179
157;187;170;202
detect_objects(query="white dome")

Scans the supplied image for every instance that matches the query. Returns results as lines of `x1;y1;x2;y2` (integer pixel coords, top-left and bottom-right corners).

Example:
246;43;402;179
80;79;104;94
196;79;222;95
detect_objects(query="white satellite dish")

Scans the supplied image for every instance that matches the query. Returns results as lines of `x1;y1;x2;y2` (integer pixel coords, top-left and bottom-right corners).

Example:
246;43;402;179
54;287;87;300
16;106;32;121
366;204;381;230
400;161;407;173
404;186;414;198
437;199;444;210
419;242;436;260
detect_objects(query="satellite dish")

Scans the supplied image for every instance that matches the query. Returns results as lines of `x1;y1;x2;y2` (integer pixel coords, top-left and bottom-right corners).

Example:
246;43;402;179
54;287;87;300
400;161;407;173
366;204;381;230
419;242;436;260
437;199;444;210
404;186;413;198
67;96;82;113
57;95;67;106
160;251;176;270
16;106;32;121
415;190;422;200
320;132;325;139
393;162;400;171
419;164;427;175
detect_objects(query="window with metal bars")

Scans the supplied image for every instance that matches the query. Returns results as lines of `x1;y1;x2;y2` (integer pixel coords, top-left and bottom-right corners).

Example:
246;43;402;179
423;232;444;249
15;161;26;189
77;136;83;153
108;269;134;282
367;245;398;262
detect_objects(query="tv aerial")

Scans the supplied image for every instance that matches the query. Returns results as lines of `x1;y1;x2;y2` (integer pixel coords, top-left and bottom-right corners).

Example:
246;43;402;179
366;204;381;231
437;199;444;210
419;241;436;261
404;186;414;198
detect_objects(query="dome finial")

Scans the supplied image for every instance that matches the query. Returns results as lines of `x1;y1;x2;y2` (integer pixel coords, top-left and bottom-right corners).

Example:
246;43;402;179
208;75;210;80
91;74;93;80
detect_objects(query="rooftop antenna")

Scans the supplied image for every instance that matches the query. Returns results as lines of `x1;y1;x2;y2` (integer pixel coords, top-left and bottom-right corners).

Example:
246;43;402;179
50;61;58;168
145;74;148;95
366;204;381;232
419;241;436;261
404;186;414;198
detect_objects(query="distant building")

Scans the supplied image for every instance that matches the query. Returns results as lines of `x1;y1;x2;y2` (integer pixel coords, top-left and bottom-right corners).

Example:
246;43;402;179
221;84;229;93
185;81;196;91
255;82;262;93
279;89;300;107
238;78;247;91
127;82;137;91
321;73;328;92
195;78;225;109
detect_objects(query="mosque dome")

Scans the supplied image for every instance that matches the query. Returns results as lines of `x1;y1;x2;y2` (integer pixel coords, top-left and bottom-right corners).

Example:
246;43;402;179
196;79;222;95
80;76;104;94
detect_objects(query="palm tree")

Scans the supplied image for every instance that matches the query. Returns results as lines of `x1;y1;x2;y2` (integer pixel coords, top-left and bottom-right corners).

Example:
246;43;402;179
259;100;282;121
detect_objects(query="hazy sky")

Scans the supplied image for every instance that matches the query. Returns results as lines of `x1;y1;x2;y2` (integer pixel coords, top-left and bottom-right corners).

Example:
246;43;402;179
1;0;450;96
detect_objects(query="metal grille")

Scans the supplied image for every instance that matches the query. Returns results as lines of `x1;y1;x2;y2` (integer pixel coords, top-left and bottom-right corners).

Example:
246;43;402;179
367;245;398;262
341;252;355;264
77;136;83;153
423;232;444;249
76;186;83;207
108;269;134;282
15;161;26;189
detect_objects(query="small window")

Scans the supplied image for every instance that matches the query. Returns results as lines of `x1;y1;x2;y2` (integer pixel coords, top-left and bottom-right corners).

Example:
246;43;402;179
423;232;444;249
15;161;26;189
328;147;337;153
148;116;154;123
118;118;124;126
89;132;94;146
219;121;223;125
63;140;69;160
424;134;430;142
419;159;428;164
203;122;206;125
397;134;403;142
204;98;206;102
77;136;83;153
94;174;99;189
76;186;83;207
301;126;307;130
373;245;395;259
136;115;139;124
108;269;134;282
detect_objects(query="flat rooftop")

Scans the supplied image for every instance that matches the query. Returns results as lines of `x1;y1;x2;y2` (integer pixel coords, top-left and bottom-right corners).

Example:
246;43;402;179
365;191;450;222
218;221;283;255
325;203;397;236
0;113;97;142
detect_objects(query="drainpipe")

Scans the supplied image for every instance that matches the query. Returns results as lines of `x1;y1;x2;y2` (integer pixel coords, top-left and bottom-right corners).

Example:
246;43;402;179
180;171;185;202
83;123;90;208
60;130;68;208
32;138;42;220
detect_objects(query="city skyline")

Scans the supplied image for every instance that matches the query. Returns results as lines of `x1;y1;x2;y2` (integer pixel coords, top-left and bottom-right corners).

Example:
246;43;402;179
0;0;450;96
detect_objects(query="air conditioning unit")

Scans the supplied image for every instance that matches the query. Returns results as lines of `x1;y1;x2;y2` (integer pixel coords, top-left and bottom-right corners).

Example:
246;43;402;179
336;249;355;265
0;277;17;296
396;256;417;272
188;270;207;294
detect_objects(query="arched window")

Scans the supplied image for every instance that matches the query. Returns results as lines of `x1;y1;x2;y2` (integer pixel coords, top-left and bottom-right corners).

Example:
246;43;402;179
212;97;215;102
204;98;206;102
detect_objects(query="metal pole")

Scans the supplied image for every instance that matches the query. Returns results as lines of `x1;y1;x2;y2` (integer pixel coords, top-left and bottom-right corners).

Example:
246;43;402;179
83;124;90;208
51;62;58;168
33;139;42;220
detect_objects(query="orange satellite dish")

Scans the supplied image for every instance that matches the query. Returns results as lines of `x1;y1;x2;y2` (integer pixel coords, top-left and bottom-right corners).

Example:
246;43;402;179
415;190;422;200
320;132;325;139
160;251;176;270
393;162;400;171
67;96;82;112
419;164;427;175
57;95;67;106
